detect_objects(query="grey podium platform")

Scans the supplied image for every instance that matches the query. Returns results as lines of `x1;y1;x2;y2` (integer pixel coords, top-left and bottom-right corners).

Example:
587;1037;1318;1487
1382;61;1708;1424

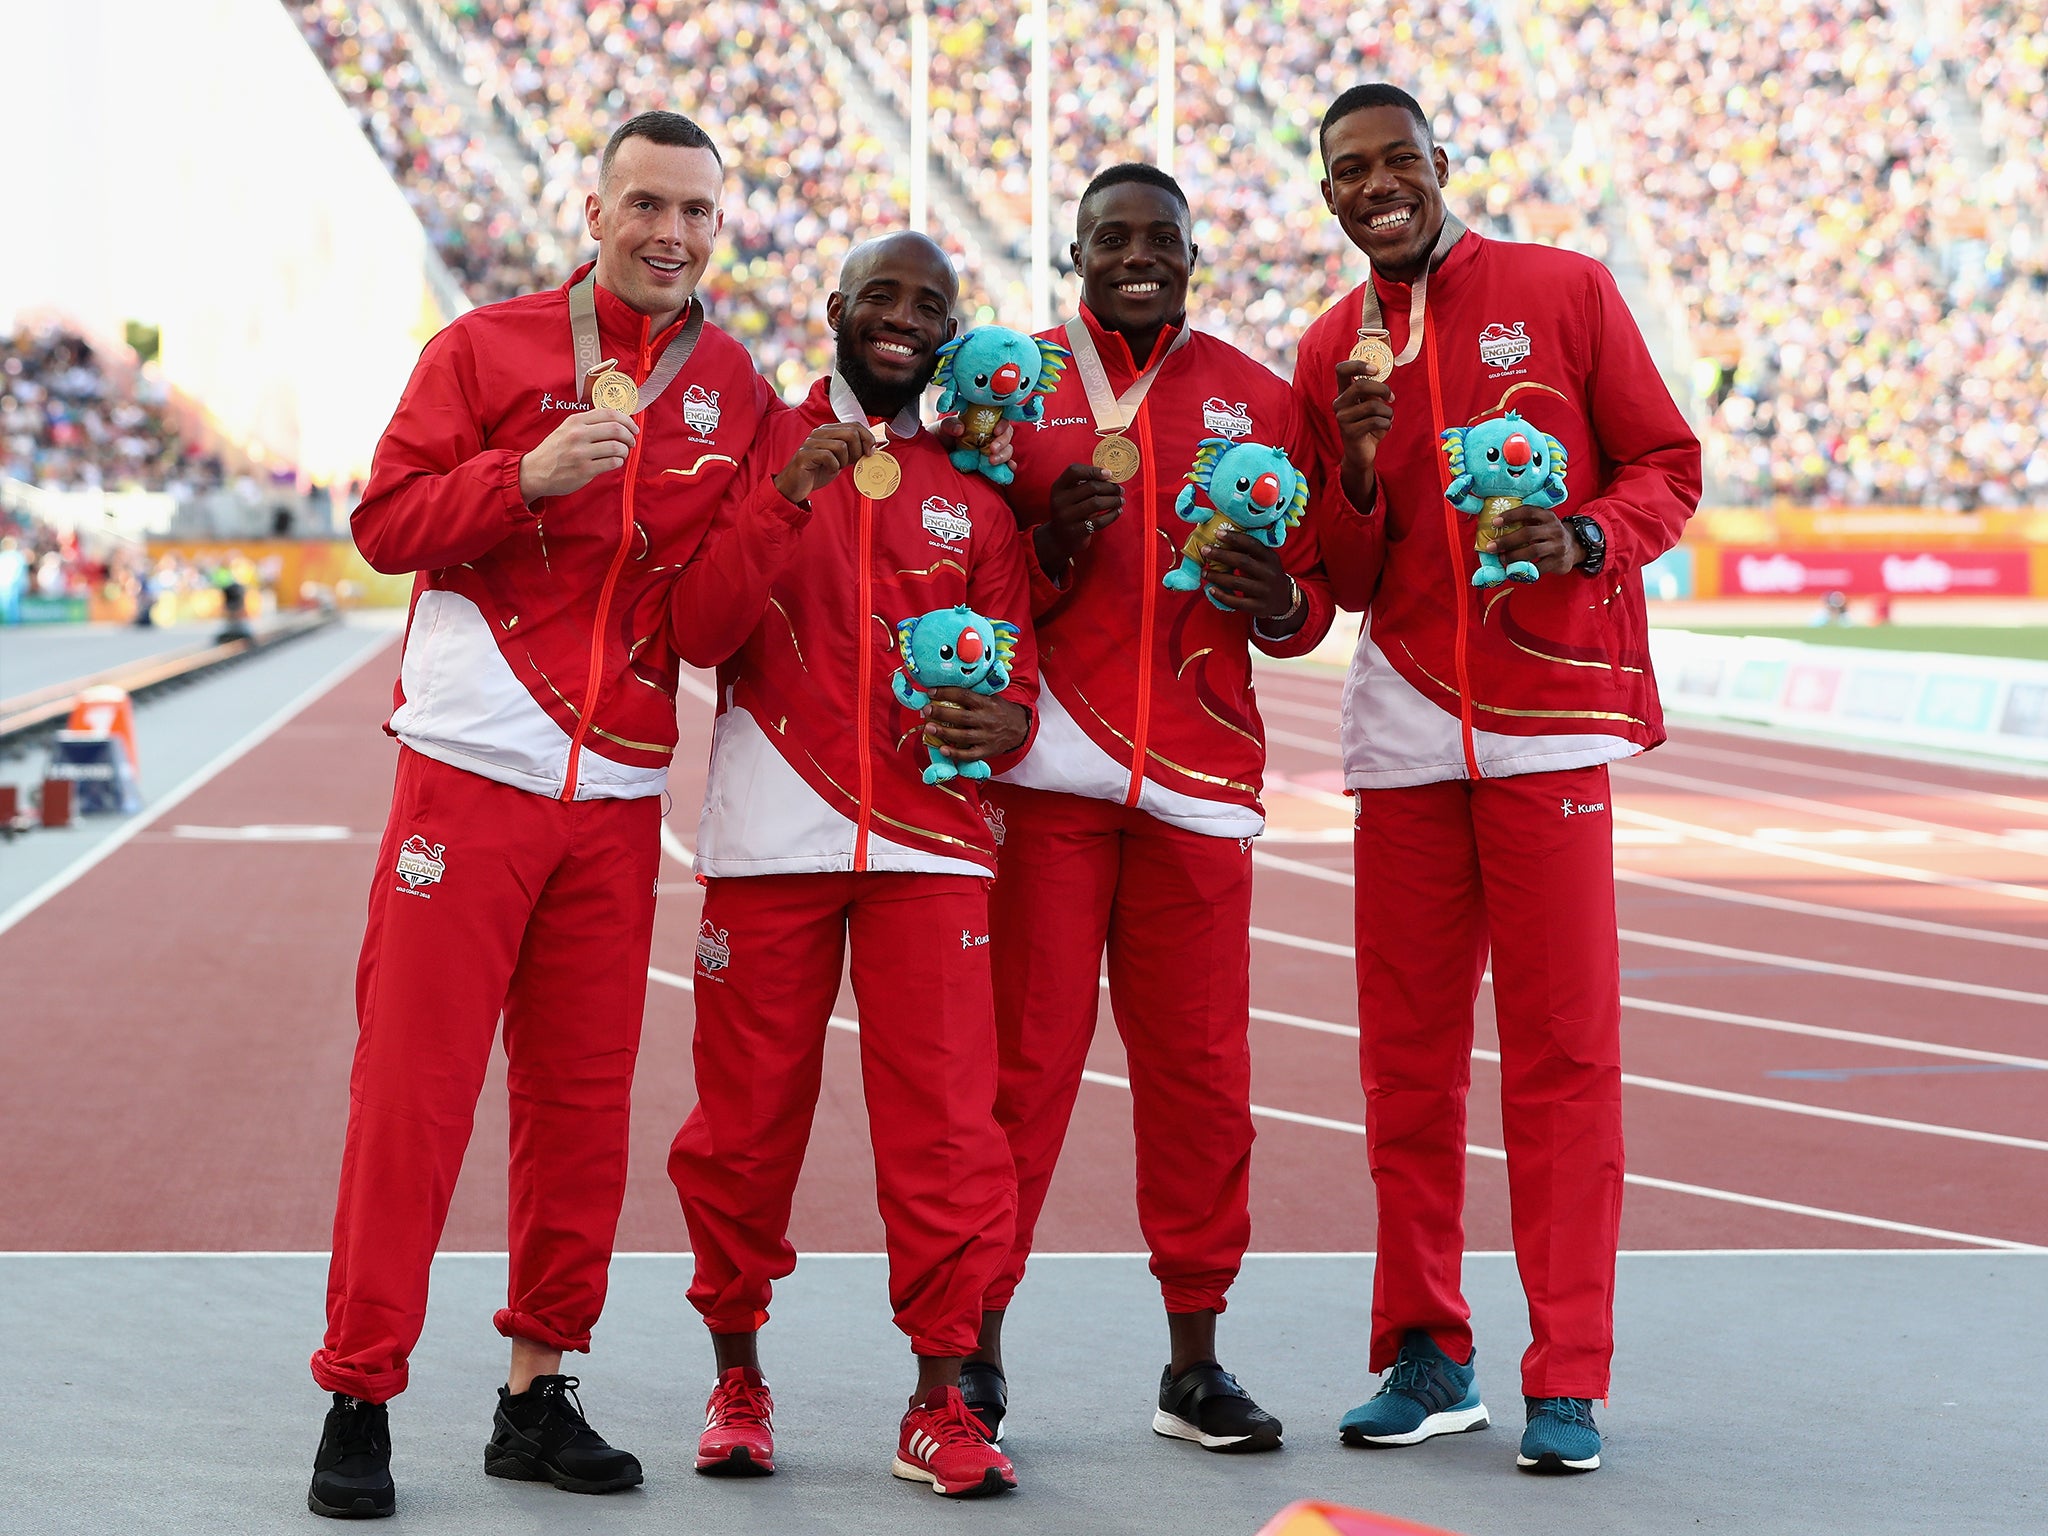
2;1251;2039;1535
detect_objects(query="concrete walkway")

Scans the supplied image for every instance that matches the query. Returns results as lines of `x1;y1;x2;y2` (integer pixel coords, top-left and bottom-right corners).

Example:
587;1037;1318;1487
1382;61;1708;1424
4;1251;2039;1535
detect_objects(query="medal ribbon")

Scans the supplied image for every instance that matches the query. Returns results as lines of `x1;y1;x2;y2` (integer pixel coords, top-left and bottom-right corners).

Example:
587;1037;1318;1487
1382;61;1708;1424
827;372;923;439
1062;316;1195;437
568;269;707;410
1357;212;1468;368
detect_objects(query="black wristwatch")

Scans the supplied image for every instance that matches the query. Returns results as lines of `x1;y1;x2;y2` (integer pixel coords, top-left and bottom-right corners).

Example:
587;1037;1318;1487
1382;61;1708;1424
1563;515;1606;576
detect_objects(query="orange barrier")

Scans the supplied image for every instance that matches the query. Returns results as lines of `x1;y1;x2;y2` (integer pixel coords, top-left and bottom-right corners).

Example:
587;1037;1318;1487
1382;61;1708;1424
66;685;140;781
1255;1500;1466;1536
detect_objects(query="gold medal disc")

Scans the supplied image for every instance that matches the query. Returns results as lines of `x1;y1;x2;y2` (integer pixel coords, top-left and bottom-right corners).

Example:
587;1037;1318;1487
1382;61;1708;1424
852;448;902;499
590;369;640;414
1093;432;1141;483
1348;331;1396;382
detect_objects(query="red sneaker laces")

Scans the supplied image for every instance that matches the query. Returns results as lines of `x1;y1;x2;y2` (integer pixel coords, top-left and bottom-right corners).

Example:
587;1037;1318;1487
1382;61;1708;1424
920;1390;991;1448
710;1377;772;1426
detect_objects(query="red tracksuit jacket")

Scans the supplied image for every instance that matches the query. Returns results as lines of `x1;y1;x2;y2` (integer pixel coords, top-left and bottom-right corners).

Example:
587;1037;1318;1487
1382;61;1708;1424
353;262;804;801
996;308;1336;839
1293;235;1701;788
694;376;1040;878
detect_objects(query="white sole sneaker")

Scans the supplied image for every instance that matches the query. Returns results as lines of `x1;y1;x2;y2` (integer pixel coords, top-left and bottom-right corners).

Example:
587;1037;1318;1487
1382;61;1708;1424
1151;1408;1281;1452
1518;1448;1600;1471
1345;1401;1491;1446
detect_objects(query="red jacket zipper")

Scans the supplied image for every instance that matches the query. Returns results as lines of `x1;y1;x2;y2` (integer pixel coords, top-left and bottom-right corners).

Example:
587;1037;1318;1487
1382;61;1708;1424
1423;322;1482;782
561;313;652;801
1124;405;1159;808
853;486;875;870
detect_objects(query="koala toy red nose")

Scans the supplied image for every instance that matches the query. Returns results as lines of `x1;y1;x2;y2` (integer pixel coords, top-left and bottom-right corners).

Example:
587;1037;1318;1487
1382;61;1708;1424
1251;472;1282;508
991;363;1023;394
1503;433;1533;467
956;627;985;663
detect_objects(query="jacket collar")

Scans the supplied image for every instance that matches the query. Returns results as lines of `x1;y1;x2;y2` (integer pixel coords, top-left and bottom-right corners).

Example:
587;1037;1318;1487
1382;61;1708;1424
1076;301;1187;381
809;372;925;440
566;259;694;364
1368;225;1483;311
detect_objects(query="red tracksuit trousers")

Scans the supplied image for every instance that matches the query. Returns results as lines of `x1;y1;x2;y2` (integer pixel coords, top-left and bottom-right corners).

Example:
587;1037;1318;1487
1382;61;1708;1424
984;784;1254;1315
1355;762;1624;1399
312;748;659;1403
668;873;1016;1357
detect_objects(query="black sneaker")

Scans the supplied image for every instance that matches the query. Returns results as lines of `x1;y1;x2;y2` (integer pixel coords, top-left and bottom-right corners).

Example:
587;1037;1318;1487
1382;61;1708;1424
959;1360;1008;1443
484;1375;644;1494
308;1393;395;1519
1152;1361;1284;1453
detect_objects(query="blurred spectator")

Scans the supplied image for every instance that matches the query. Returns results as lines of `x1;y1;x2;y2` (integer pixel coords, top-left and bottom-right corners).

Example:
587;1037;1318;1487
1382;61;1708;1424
1;326;218;494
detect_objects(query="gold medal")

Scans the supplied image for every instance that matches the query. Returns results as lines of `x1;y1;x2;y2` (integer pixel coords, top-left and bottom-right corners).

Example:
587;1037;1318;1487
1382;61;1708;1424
1093;432;1140;483
1349;329;1396;382
852;448;902;499
589;367;640;415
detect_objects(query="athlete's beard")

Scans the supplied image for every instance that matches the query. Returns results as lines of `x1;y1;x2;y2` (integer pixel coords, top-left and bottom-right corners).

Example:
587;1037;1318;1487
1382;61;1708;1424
835;326;938;421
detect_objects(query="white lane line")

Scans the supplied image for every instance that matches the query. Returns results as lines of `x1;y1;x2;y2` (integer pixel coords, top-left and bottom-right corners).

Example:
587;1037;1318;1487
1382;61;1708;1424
1616;807;2048;907
677;670;719;707
1661;739;2048;820
642;971;2044;1245
9;1247;2031;1259
0;630;394;943
1618;928;2048;1006
1074;1068;2041;1251
1614;869;2048;953
660;822;697;870
1264;724;1343;754
1256;848;2048;1001
1259;697;1342;726
1618;761;2048;857
1243;874;2048;1067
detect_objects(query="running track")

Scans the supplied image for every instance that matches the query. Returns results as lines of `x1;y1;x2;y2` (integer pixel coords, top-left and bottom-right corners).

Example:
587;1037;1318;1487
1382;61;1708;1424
3;634;2044;1257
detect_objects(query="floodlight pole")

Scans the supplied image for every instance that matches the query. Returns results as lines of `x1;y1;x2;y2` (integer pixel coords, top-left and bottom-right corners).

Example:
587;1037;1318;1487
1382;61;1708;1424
1029;0;1050;328
909;0;929;231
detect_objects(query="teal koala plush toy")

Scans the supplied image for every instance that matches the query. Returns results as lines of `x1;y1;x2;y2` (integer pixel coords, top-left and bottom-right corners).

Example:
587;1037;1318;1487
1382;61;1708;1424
1440;411;1570;588
891;604;1022;784
1163;438;1309;609
932;326;1070;485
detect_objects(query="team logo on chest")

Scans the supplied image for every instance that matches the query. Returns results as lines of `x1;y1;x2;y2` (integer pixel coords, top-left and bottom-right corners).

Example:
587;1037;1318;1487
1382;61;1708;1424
921;495;973;547
1478;322;1533;373
681;384;722;440
1201;398;1254;439
395;834;446;895
696;919;732;974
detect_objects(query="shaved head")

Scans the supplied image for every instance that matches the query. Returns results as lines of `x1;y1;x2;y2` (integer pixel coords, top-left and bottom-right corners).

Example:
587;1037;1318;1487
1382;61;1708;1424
837;231;957;305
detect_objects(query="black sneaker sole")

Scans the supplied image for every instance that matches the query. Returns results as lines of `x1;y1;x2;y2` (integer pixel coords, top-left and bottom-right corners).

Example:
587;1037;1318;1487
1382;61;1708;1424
942;1467;1017;1499
1517;1450;1600;1474
484;1447;644;1494
307;1489;393;1519
696;1445;775;1477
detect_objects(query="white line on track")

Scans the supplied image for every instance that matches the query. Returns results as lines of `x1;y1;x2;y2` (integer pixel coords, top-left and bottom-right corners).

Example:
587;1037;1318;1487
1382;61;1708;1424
676;670;719;707
1659;738;2048;819
0;630;394;942
1616;806;2048;906
1614;869;2048;952
1073;1067;2043;1251
1258;697;1342;726
9;1247;2036;1259
644;968;2045;1250
1617;761;2048;856
1253;849;2048;1001
1264;725;1346;754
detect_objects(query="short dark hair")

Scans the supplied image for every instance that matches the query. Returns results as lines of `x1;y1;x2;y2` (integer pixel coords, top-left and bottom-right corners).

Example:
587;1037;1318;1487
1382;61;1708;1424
1078;162;1190;220
600;110;722;186
1319;84;1433;159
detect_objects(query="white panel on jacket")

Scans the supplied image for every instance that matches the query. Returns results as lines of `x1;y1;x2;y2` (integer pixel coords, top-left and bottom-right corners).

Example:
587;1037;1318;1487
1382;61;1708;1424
996;687;1264;839
696;704;991;878
1341;621;1641;789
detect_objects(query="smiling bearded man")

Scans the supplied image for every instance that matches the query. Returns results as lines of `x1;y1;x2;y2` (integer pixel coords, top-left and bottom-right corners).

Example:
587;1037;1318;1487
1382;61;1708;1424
1293;83;1701;1476
666;231;1038;1500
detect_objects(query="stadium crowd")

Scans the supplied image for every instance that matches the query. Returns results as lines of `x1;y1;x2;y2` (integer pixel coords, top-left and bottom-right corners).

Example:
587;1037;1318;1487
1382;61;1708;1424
1;326;221;497
273;0;2046;506
1539;0;2048;506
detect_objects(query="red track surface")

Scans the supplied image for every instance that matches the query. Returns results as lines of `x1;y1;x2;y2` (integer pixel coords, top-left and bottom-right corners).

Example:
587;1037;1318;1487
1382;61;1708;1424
3;637;2044;1255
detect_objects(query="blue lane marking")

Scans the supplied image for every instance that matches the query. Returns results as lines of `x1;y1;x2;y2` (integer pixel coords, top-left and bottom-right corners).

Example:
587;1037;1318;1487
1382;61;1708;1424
1769;1064;2048;1082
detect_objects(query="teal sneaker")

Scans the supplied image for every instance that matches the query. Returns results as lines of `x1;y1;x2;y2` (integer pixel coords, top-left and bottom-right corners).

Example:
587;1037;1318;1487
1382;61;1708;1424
1517;1396;1601;1473
1338;1331;1490;1447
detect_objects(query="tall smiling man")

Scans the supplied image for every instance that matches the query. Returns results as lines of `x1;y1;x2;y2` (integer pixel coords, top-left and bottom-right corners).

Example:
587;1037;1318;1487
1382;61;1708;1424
966;164;1335;1454
1294;85;1700;1474
669;232;1036;1500
306;111;827;1518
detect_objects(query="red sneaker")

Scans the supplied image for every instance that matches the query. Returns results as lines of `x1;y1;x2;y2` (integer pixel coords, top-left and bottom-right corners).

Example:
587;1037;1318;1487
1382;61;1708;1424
696;1366;774;1476
892;1385;1018;1497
